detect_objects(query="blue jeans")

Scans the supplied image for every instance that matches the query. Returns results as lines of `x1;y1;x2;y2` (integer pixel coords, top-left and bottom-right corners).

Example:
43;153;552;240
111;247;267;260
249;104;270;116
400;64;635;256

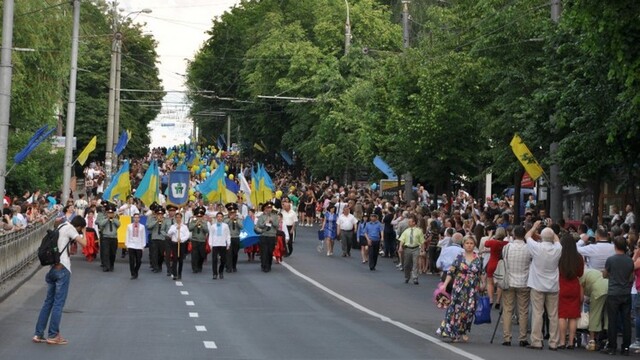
34;266;71;338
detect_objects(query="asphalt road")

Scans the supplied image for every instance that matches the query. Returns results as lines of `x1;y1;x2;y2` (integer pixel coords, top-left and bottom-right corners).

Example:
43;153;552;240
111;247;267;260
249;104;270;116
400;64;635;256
0;225;613;360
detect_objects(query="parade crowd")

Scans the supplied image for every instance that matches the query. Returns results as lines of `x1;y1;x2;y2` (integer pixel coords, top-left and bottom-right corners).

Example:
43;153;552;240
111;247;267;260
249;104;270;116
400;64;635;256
25;147;640;355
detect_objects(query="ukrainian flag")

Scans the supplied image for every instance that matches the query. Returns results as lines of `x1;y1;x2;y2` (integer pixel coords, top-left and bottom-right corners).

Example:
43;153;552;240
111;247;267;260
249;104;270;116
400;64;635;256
103;160;131;202
134;160;159;207
198;162;226;203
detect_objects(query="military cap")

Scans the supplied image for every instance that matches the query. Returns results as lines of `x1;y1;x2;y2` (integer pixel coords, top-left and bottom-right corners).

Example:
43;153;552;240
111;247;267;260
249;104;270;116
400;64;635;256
225;203;239;212
155;207;166;215
194;206;206;216
166;204;178;211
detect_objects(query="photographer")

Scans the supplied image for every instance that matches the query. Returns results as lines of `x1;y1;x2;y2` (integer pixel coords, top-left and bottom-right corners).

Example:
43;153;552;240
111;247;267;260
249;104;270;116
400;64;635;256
33;216;87;345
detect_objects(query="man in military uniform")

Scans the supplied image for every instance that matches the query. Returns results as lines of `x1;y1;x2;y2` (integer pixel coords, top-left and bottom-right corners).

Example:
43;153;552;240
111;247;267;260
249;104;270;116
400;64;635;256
225;204;243;273
162;204;178;276
146;206;167;273
96;204;119;272
188;206;209;273
256;202;279;272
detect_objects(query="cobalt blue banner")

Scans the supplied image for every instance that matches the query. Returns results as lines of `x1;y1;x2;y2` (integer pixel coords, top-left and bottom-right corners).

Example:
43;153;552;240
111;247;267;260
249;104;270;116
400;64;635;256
167;171;190;207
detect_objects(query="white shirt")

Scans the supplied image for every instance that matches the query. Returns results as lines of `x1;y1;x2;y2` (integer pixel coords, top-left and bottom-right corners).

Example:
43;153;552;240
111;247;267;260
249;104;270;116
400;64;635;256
119;204;140;216
337;213;358;231
125;223;146;250
577;241;615;271
167;223;190;243
58;223;80;273
281;208;298;227
526;238;562;292
208;221;230;247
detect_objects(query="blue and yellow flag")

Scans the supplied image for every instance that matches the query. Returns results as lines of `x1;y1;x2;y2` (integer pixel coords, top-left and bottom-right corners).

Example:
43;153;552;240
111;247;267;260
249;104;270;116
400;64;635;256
197;162;226;203
102;160;131;202
134;160;159;206
510;134;544;181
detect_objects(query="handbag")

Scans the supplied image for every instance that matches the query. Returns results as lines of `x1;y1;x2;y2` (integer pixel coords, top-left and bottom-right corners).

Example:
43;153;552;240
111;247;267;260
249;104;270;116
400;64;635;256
493;244;509;290
474;293;492;325
317;229;324;241
577;303;589;329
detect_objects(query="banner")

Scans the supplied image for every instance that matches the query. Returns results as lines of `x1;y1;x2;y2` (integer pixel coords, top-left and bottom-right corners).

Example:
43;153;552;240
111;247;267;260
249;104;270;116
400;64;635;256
167;171;190;207
510;134;544;181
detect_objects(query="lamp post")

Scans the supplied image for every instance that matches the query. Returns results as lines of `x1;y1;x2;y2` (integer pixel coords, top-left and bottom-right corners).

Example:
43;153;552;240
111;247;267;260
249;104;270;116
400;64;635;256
105;4;151;184
61;0;81;204
0;0;14;204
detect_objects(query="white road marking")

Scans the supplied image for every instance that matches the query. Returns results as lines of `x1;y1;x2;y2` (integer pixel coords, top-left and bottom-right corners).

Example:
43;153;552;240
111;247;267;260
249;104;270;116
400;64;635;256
281;262;486;360
186;301;195;306
203;341;217;349
195;325;207;332
180;291;189;295
189;312;199;318
175;281;183;287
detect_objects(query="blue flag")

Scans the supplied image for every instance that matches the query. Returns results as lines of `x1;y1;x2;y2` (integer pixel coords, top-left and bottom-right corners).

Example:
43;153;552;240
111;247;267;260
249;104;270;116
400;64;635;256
113;130;129;156
167;170;190;207
14;125;55;164
239;215;259;248
373;156;398;180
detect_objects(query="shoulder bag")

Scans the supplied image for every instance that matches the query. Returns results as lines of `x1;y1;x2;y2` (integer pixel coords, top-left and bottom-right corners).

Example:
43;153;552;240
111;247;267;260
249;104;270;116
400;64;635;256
493;244;509;290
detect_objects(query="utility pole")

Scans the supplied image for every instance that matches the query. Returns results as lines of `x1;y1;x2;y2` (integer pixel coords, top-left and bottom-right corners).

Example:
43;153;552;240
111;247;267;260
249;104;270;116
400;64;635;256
61;0;81;204
227;115;231;151
344;0;351;55
0;0;14;202
549;0;563;222
105;2;118;184
113;37;122;155
401;0;414;201
402;1;410;49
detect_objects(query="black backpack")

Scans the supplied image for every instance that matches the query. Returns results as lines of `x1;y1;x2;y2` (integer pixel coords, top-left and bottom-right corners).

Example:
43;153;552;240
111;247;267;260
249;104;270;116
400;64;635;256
38;224;70;266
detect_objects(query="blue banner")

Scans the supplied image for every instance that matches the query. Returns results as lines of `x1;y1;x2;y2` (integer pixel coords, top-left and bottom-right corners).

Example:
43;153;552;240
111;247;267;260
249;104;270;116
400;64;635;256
167;171;190;207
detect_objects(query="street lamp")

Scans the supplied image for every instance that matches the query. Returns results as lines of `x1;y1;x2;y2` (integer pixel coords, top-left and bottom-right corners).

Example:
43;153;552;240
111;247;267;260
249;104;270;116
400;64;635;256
105;6;151;184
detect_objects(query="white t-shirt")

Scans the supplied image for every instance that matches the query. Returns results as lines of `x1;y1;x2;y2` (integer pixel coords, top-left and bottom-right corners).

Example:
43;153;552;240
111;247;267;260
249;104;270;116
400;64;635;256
58;223;80;273
280;208;298;227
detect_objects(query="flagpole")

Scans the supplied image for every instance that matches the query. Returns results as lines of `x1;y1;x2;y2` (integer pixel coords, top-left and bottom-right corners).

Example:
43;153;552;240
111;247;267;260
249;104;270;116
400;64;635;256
4;163;16;177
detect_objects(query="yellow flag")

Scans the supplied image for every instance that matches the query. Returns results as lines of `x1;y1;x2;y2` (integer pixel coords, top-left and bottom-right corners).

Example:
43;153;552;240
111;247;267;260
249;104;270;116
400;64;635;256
510;134;544;181
76;136;97;166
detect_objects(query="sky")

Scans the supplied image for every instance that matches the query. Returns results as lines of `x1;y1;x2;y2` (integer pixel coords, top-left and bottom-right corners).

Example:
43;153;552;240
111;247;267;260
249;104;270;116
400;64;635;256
117;0;241;147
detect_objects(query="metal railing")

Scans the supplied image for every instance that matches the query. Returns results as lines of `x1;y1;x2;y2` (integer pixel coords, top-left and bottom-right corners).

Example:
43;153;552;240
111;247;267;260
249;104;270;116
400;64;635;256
0;216;56;284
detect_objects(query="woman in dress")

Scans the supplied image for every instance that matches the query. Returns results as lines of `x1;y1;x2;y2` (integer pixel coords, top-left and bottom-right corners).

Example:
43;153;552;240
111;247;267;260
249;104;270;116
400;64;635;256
437;235;485;342
320;204;338;256
557;233;584;349
483;227;508;309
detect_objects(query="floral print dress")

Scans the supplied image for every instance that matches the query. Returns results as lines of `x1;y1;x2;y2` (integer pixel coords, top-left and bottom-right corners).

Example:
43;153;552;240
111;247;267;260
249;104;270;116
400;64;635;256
438;253;483;340
323;212;338;240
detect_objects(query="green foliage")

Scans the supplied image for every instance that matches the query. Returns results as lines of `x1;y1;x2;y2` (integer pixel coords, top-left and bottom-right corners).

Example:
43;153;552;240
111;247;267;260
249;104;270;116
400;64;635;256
2;0;163;195
186;0;639;196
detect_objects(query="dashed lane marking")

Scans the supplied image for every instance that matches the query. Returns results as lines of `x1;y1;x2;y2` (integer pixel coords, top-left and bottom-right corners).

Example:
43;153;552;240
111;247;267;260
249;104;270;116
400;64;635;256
186;301;195;306
180;291;189;295
203;341;217;349
189;312;199;318
281;262;486;360
175;281;184;287
195;325;207;332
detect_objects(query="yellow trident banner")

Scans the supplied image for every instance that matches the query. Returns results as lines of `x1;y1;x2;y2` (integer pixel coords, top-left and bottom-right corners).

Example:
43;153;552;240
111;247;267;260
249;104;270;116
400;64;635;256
510;134;544;181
